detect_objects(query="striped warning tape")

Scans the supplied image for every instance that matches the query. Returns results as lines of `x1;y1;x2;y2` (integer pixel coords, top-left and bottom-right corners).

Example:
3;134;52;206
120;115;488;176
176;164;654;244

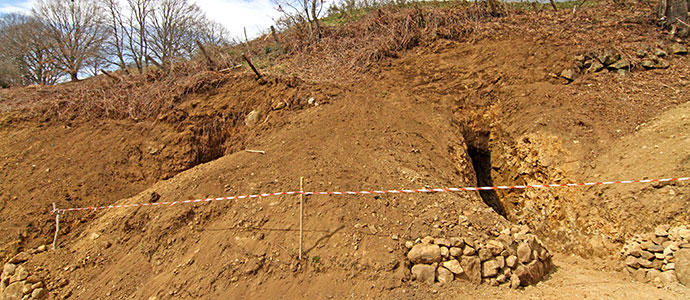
51;177;690;214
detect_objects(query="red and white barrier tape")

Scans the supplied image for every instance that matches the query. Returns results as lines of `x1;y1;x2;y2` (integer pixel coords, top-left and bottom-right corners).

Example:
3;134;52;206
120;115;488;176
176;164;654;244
51;177;690;214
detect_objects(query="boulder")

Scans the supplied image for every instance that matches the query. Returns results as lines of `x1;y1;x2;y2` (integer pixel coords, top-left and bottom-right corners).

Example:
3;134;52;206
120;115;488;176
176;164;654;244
482;260;500;278
461;255;482;284
411;264;436;284
437;266;454;285
407;244;441;264
560;69;579;82
517;243;533;264
675;249;690;286
442;259;464;275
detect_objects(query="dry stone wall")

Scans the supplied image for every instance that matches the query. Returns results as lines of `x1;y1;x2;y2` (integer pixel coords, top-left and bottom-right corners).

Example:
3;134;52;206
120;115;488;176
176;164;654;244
0;247;48;300
405;225;552;288
622;225;690;287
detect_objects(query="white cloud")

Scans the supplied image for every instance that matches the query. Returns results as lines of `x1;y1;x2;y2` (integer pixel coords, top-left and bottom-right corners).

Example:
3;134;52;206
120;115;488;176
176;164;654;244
0;0;35;14
194;0;280;39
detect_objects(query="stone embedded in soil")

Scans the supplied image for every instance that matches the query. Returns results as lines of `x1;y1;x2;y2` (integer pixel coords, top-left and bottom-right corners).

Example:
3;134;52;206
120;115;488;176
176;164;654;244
411;264;436;284
434;238;451;247
517;243;533;264
654;48;667;57
407;244;442;264
560;68;579;82
245;110;262;128
3;264;17;276
8;252;30;264
461;256;482;284
675;249;690;285
655;227;670;237
482;260;500;278
588;60;605;72
443;259;464;275
641;59;656;69
449;247;463;257
478;248;492;262
25;275;40;284
31;287;47;300
669;44;688;55
506;255;518;268
510;274;520;289
437;266;454;285
2;282;24;300
609;59;630;69
636;49;647;58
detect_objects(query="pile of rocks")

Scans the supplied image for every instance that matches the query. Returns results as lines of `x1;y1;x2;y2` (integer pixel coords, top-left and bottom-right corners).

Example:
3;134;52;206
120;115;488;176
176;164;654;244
621;225;690;287
1;247;47;300
560;43;689;82
405;227;551;288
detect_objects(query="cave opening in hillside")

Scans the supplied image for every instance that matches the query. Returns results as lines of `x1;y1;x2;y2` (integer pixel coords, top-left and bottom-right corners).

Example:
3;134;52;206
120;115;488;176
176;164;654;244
466;131;506;217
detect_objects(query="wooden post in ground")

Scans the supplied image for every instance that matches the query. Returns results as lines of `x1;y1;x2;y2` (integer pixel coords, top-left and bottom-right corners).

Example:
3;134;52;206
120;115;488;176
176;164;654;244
299;177;304;260
243;27;252;56
195;40;216;70
242;54;262;79
270;26;283;54
52;203;60;250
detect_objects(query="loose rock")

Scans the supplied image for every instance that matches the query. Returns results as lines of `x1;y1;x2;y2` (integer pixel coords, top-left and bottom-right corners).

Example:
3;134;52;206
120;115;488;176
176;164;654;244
442;259;464;275
482;260;500;278
437;266;454;285
461;256;482;284
560;68;579;82
669;44;688;55
245;110;262;128
407;244;441;264
506;255;518;268
8;253;30;264
517;243;532;264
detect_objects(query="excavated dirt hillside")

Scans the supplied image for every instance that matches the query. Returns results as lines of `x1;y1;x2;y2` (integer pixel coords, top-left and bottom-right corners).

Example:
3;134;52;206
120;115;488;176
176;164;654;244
2;3;690;300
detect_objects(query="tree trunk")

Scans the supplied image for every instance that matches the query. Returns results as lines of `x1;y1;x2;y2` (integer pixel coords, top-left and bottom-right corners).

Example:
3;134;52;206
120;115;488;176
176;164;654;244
659;0;690;36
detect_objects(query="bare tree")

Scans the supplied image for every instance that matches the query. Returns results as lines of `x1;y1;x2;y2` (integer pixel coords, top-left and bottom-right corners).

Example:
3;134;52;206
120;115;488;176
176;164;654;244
0;13;61;86
33;0;109;81
148;0;204;69
658;0;690;36
275;0;325;41
125;0;154;73
102;0;128;71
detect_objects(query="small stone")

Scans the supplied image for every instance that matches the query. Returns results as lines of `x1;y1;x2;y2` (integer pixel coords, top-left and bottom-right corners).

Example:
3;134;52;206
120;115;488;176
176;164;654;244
616;69;629;76
30;282;43;290
449;247;462;257
450;237;464;248
641;59;656;69
640;250;655;260
655;60;670;69
517;243;532;263
625;256;640;268
652;259;663;270
609;59;630;69
31;287;47;299
574;54;586;63
496;274;507;284
510;274;520;288
482;260;500;278
664;263;676;271
669;44;688;55
442;260;464;274
636;49;647;58
656;227;670;237
9;252;30;264
3;263;17;276
478;248;492;262
560;68;579;82
648;245;664;253
434;238;451;247
588;60;605;72
463;246;476;256
411;264;436;284
652;235;669;245
421;236;434;244
307;97;316;105
463;237;475;248
407;244;441;264
22;282;32;295
654;48;667;57
436;266;454;285
496;256;506;269
25;275;40;284
638;258;653;268
405;241;414;249
461;256;482;284
506;255;518;268
440;247;449;258
655;252;666;260
245;110;262;127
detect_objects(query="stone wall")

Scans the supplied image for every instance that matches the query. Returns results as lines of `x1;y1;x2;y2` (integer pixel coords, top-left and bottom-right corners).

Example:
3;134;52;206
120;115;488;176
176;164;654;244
1;247;47;300
621;225;690;287
405;226;552;288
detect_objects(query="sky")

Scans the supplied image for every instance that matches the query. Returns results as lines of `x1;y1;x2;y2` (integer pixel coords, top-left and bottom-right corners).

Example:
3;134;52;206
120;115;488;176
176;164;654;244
0;0;281;39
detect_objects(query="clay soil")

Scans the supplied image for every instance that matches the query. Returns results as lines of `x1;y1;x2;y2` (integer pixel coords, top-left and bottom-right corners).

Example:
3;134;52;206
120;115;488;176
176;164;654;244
1;2;690;299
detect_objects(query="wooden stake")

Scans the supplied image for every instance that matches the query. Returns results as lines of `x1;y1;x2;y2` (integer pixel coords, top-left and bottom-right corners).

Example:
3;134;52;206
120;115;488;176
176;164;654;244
270;26;283;54
243;27;252;56
242;54;262;79
299;177;304;260
52;203;60;250
195;40;216;70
